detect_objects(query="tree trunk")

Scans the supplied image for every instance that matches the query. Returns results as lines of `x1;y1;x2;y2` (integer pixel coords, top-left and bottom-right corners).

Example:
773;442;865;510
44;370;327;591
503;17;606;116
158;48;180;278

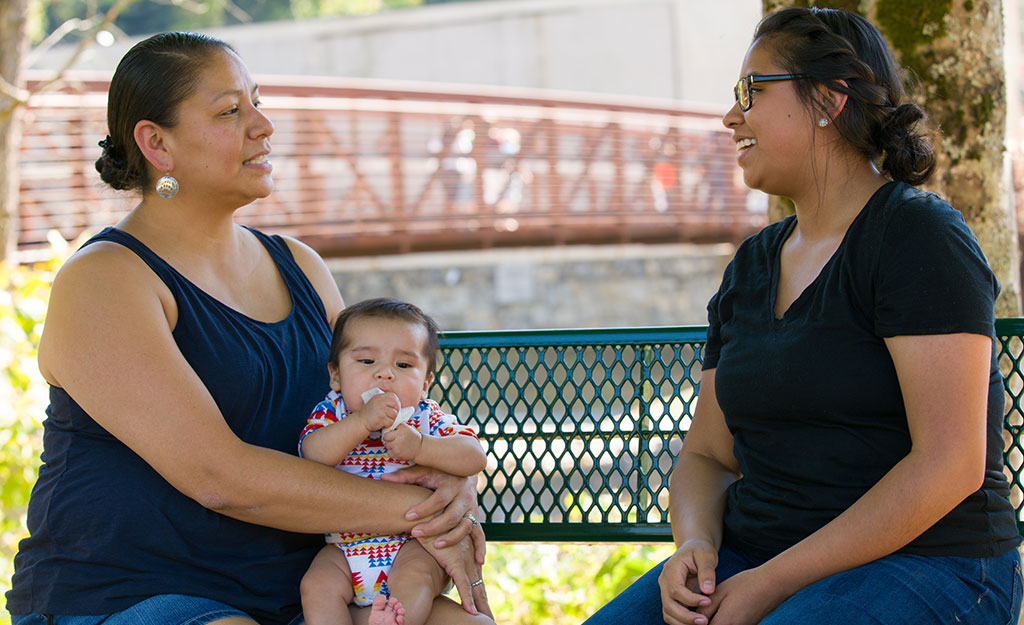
761;0;1021;316
0;0;29;263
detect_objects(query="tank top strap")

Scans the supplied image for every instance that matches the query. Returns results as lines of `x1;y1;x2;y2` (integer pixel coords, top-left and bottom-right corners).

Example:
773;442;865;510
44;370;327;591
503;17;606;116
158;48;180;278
242;226;329;327
83;226;190;291
82;226;329;330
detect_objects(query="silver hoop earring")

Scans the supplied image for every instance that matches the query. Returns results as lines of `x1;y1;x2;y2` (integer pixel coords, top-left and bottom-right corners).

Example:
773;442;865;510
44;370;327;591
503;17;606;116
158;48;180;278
817;117;829;128
155;174;178;199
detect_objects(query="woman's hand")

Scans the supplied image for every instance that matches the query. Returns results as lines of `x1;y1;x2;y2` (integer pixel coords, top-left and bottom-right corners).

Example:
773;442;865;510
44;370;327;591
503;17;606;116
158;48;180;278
698;566;789;625
415;532;493;619
379;466;485;559
659;538;718;625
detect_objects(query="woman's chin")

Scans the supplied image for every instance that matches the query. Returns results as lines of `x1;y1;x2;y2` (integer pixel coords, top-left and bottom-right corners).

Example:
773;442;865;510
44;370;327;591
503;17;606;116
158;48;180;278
250;180;275;201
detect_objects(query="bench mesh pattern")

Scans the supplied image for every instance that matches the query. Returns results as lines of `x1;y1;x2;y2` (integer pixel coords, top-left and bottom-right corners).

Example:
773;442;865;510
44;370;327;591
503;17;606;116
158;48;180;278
433;327;706;542
997;319;1024;535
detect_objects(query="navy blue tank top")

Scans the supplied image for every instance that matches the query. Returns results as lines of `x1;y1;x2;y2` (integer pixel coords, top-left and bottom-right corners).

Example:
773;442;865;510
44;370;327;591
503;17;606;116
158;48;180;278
6;227;332;623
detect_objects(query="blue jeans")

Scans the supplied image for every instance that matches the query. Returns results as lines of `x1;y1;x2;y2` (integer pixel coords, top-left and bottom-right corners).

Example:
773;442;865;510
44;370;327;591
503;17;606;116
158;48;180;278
583;544;1023;625
10;594;304;625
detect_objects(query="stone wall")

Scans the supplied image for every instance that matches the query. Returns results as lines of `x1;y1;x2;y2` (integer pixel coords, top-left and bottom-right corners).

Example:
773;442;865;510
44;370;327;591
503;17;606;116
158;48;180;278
327;242;735;331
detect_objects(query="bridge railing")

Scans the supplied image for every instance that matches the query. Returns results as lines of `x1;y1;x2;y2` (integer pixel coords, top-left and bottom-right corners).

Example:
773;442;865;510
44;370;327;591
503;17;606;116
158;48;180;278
18;73;765;258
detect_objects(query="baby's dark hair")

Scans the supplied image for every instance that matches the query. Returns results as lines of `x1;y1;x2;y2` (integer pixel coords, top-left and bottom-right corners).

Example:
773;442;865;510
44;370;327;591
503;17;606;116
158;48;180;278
328;298;441;374
754;7;935;185
95;31;235;193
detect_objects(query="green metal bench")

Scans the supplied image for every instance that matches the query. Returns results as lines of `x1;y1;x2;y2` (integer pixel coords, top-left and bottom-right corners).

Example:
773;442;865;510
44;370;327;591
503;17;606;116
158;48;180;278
431;319;1024;542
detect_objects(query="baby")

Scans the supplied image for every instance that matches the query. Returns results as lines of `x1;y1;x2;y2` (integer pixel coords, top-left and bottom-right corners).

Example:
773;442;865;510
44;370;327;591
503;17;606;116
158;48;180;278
298;297;486;625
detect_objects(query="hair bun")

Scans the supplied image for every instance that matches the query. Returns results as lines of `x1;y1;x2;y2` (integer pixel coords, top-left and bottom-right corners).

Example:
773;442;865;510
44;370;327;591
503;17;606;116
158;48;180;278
877;103;934;186
94;135;134;191
879;103;925;137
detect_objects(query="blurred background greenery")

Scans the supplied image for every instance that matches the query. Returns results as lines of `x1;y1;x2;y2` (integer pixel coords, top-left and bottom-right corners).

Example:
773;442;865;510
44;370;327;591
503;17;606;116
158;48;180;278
1;234;67;625
27;0;436;45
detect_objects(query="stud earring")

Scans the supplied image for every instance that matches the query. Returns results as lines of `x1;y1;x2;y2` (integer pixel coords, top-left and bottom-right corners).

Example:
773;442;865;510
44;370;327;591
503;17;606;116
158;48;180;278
817;117;829;128
155;173;179;199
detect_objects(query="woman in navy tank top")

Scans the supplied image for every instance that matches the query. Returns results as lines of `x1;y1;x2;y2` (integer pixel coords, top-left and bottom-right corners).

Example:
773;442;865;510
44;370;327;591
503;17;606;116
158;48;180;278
6;32;493;625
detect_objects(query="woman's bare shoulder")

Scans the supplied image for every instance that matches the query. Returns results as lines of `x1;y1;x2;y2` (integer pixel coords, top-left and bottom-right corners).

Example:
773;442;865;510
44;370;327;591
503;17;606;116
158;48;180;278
39;239;174;383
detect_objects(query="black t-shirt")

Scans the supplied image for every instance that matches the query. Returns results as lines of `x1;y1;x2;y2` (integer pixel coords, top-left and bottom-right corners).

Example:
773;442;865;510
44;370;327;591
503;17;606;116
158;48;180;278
704;181;1020;560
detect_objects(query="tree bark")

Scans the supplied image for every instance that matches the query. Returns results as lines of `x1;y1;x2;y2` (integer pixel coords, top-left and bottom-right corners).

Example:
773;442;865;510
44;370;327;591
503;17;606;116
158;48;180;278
761;0;1021;316
0;0;30;262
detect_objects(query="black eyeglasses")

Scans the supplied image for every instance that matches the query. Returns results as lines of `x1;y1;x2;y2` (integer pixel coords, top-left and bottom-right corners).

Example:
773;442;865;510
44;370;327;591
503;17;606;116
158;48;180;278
733;74;809;112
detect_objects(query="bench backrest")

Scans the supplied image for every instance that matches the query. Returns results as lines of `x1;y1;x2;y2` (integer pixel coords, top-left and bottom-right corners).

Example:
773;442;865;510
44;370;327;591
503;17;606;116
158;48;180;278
431;319;1024;542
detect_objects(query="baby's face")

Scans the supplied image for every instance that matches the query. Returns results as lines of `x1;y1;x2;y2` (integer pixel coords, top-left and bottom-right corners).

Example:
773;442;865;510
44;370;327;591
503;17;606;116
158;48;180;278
329;316;433;411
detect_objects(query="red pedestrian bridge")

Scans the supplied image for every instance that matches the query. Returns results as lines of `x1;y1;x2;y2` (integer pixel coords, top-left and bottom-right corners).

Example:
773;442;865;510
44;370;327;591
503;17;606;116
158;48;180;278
18;73;765;258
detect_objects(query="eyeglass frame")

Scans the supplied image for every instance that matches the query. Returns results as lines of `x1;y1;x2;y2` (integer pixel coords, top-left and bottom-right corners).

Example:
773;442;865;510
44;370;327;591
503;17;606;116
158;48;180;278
733;74;810;112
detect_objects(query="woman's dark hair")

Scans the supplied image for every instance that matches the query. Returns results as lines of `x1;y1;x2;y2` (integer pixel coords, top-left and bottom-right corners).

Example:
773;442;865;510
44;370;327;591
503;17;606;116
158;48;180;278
754;7;935;185
95;32;235;193
328;298;441;375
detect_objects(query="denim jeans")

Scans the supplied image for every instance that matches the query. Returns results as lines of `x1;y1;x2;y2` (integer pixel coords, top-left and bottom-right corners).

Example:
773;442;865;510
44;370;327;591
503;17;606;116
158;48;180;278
10;594;304;625
582;544;1023;625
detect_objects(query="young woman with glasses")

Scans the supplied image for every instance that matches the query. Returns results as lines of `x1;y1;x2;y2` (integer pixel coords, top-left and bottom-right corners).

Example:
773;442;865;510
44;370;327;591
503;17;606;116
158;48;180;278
585;7;1022;625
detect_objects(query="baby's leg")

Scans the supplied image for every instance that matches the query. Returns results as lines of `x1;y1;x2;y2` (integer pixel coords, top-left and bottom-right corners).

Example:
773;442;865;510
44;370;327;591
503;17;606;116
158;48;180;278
384;539;450;625
301;544;357;625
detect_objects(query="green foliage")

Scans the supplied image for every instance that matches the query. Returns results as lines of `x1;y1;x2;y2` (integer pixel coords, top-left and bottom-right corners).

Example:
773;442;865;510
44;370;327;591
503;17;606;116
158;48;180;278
31;0;426;42
0;233;82;625
291;0;422;19
475;543;674;625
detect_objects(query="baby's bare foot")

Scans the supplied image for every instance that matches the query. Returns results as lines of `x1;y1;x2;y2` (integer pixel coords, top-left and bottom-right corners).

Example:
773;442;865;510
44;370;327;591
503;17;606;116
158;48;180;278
368;594;406;625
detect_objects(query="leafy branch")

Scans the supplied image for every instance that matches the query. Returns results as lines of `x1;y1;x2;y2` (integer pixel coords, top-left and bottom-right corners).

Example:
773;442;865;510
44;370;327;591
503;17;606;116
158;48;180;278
0;0;136;120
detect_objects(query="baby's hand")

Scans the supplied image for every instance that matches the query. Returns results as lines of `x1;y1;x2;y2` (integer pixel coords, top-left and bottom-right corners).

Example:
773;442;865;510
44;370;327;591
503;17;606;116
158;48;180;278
356;393;400;433
383;424;423;462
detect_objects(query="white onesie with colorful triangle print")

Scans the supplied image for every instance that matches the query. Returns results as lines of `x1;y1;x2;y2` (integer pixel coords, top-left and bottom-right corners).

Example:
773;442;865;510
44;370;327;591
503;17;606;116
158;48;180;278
298;389;479;606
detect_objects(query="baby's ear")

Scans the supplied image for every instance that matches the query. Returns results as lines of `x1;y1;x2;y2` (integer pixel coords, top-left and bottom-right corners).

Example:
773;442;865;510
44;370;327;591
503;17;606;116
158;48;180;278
422;371;435;398
328;364;343;392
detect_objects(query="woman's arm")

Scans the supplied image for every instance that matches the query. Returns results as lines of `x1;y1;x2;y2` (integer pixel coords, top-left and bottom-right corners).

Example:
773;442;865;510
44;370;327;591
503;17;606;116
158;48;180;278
660;368;742;625
703;332;991;625
37;243;450;537
669;369;741;550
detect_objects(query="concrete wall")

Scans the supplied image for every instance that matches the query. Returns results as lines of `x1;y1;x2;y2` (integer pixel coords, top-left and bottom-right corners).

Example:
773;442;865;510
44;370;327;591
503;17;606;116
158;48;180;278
35;0;761;109
327;242;735;331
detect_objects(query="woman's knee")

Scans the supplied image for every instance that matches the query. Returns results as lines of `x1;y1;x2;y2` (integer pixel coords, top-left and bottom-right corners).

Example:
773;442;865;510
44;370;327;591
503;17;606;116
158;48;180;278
763;551;1023;625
